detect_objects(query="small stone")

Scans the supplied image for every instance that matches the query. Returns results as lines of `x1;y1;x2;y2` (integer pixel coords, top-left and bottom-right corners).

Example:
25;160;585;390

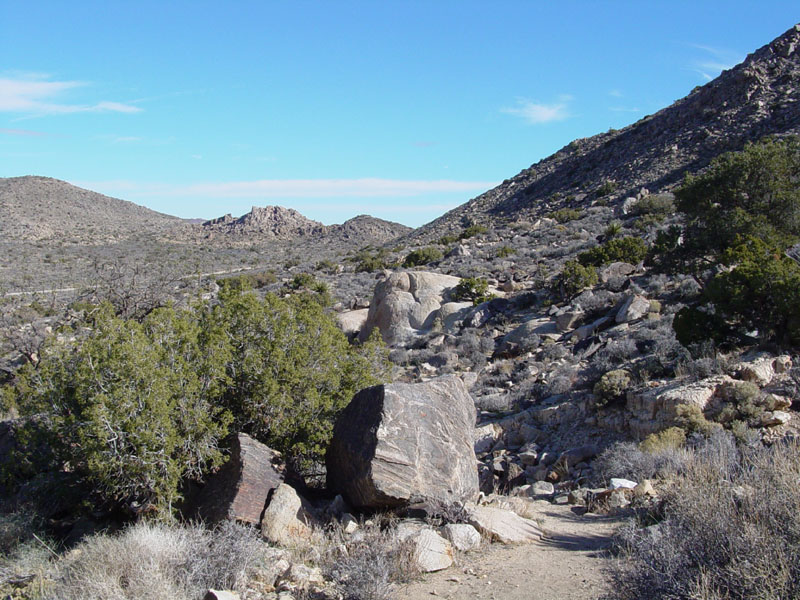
441;523;481;552
762;410;791;426
609;478;638;490
204;591;239;600
633;480;656;498
341;512;359;534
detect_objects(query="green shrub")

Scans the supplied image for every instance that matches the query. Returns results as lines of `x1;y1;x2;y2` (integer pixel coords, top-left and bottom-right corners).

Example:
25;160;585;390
353;248;393;272
629;194;675;219
7;304;231;516
315;259;340;274
450;277;495;305
495;245;515;258
6;288;391;515
604;221;622;238
402;247;443;267
548;208;582;223
593;369;632;406
553;260;598;300
714;380;766;425
674;404;721;436
437;234;459;245
596;180;617;197
459;224;488;239
578;236;648;267
639;427;686;454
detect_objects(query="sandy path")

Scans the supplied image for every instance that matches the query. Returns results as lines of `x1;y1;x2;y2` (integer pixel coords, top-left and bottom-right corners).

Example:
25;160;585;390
394;504;621;600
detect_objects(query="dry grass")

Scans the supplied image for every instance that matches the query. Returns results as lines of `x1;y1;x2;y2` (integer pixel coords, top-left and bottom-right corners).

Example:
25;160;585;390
44;520;271;600
606;432;800;600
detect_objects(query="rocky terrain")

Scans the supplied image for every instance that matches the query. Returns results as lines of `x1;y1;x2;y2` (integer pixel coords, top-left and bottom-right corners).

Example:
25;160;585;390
1;22;800;600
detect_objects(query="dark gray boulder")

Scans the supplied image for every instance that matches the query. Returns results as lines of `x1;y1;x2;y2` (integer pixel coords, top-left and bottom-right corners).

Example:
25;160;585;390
326;375;479;509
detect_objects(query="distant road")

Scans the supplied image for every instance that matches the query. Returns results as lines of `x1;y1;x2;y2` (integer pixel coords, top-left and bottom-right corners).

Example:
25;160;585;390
2;267;257;298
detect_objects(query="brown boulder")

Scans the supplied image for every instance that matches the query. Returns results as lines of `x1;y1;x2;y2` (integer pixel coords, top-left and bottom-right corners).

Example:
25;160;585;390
191;433;284;526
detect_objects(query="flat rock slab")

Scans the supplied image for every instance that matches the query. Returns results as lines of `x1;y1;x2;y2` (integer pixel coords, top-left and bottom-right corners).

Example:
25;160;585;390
466;504;543;544
327;375;479;509
190;433;283;526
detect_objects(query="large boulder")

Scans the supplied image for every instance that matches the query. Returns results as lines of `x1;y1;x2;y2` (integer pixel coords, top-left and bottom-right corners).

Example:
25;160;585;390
335;309;370;336
190;433;284;526
358;271;462;345
326;376;479;509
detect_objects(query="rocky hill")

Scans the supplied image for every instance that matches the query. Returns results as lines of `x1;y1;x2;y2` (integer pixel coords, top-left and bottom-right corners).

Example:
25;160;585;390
200;206;411;245
0;176;182;243
408;23;800;243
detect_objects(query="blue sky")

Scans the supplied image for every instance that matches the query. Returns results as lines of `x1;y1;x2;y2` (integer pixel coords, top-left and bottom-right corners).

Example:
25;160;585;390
1;2;798;226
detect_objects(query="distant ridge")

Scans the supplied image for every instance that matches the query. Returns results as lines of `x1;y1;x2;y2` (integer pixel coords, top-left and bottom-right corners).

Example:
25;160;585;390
0;176;181;242
409;23;800;241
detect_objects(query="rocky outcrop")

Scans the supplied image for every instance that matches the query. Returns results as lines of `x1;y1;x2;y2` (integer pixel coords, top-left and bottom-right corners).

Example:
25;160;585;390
203;205;325;238
190;433;284;526
326;376;479;509
465;503;543;544
358;271;463;345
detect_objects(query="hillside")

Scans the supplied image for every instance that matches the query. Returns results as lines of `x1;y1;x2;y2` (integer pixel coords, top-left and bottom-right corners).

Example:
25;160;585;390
409;23;800;242
0;176;182;242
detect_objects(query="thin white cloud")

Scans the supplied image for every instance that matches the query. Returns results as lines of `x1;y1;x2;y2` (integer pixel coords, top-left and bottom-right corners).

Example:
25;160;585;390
76;178;498;199
608;89;623;98
0;75;141;116
609;106;640;113
684;42;744;82
501;96;572;124
0;127;48;137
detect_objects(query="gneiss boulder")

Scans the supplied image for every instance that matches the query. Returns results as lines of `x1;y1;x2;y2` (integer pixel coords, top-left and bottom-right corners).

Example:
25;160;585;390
326;376;479;509
190;433;284;525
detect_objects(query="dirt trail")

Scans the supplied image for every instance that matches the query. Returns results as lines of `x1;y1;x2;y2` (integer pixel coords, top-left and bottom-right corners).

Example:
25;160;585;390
395;504;621;600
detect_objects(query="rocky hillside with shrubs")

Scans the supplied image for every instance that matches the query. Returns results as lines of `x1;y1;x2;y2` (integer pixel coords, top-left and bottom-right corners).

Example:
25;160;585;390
1;22;800;600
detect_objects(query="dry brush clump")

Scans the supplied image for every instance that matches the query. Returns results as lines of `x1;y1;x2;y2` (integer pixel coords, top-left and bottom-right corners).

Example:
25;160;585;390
42;520;270;600
606;432;800;600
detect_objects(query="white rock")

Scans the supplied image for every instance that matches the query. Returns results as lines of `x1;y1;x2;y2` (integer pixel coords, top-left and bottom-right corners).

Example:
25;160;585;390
409;529;454;572
610;478;638;490
441;523;481;552
762;411;791;427
465;504;542;544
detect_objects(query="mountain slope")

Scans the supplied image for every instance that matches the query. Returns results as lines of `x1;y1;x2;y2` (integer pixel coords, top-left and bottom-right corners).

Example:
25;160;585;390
0;176;181;242
409;23;800;242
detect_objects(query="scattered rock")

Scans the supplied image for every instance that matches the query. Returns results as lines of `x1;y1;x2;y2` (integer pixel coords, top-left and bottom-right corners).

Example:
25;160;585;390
465;503;543;544
261;484;314;546
409;529;455;572
204;590;240;600
441;523;481;552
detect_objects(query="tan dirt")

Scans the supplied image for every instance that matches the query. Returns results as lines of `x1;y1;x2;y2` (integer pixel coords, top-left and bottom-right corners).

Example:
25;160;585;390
394;503;622;600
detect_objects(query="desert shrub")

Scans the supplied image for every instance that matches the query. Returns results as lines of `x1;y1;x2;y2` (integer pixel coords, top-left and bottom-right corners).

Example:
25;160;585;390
460;224;488;239
322;517;418;600
315;259;340;274
639;427;686;454
593;369;632;406
608;434;800;600
629;194;675;219
7;303;231;516
495;245;515;258
594;441;688;484
604;221;622;238
437;233;459;245
402;247;443;267
450;277;495;305
578;236;648;267
549;208;582;223
6;287;390;514
553;260;598;300
674;404;721;436
219;270;277;290
353;247;393;272
45;521;270;600
714;380;766;425
209;287;390;475
596;180;617;197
